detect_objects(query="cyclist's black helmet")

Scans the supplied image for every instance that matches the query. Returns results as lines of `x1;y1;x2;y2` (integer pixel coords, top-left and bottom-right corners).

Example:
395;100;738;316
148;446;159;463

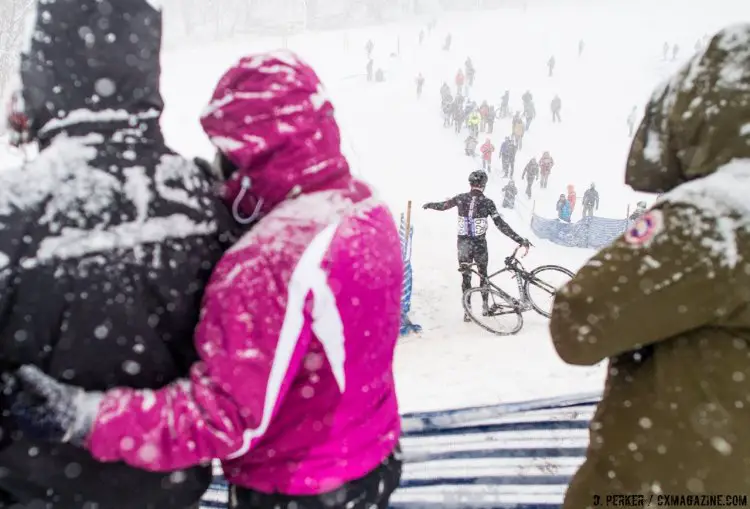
468;170;488;187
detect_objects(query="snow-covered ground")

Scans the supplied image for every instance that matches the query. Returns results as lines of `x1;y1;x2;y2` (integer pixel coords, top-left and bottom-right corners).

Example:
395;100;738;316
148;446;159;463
5;1;748;413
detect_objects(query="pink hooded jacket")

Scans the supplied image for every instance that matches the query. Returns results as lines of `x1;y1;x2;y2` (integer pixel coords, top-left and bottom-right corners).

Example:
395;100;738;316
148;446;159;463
85;51;403;495
480;140;495;162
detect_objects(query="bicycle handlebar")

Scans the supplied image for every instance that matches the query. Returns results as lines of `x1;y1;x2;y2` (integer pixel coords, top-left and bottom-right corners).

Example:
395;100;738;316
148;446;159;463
510;241;533;260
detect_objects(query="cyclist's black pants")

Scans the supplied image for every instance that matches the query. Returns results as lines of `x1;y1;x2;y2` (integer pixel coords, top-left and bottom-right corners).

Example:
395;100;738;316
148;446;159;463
458;236;489;304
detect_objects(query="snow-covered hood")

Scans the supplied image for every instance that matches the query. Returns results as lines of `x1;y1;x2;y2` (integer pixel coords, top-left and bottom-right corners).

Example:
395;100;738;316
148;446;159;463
626;23;750;193
20;0;164;143
199;51;351;219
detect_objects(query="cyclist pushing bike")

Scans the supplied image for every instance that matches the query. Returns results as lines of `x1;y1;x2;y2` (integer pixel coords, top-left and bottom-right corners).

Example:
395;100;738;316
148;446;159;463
423;170;530;321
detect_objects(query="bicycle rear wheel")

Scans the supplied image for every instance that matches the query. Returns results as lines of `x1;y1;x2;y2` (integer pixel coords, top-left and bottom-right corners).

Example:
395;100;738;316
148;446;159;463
524;265;575;318
463;286;524;336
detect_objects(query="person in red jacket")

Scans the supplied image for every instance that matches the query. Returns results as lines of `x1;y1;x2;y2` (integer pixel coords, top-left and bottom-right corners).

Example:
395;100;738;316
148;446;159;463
539;151;554;188
480;138;495;171
567;184;577;214
456;68;465;95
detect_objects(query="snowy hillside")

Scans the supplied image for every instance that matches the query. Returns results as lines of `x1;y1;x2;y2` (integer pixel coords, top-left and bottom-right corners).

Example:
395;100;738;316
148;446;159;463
5;0;748;413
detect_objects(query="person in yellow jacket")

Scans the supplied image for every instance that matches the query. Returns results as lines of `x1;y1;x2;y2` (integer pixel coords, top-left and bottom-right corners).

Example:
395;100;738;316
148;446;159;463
467;110;481;137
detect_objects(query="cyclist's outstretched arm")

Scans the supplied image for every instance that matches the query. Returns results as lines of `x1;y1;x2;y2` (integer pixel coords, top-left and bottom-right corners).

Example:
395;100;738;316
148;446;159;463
423;196;459;211
488;200;528;245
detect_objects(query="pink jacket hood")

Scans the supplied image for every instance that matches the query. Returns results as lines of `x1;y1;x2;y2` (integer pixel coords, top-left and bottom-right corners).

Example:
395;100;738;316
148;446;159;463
200;51;350;218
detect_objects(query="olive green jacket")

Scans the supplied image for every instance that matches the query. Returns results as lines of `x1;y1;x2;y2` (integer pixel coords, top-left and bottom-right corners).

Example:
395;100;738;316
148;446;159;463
551;24;750;508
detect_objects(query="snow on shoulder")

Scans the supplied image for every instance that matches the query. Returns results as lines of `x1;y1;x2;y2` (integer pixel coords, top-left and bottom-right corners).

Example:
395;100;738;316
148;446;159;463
681;23;750;95
715;24;750;90
38;109;161;137
0;134;101;219
0;134;218;274
666;159;750;268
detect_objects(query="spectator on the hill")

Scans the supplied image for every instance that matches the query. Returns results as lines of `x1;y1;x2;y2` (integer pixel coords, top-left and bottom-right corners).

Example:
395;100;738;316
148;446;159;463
502;180;518;209
582;183;599;218
567;184;577;214
557;194;572;222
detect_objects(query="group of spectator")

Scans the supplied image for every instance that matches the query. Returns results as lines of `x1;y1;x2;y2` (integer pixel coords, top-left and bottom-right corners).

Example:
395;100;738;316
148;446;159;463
555;183;600;222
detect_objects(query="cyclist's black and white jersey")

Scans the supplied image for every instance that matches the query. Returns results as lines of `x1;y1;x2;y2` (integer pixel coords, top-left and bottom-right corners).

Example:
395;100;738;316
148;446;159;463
424;190;526;244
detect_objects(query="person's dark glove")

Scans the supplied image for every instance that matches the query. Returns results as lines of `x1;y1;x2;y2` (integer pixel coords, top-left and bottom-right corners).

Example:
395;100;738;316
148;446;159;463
6;366;102;447
422;203;431;210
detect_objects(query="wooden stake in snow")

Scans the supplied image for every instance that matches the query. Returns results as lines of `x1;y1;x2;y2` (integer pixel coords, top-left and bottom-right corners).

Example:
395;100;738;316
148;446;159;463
625;204;631;234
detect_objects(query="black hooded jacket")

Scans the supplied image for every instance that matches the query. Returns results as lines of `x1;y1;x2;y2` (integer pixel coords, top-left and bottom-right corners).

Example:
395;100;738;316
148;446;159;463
582;187;600;208
0;1;233;507
423;190;526;244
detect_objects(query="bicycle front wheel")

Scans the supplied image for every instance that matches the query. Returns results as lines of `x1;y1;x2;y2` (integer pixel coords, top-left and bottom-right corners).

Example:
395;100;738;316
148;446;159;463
524;265;575;318
463;286;524;336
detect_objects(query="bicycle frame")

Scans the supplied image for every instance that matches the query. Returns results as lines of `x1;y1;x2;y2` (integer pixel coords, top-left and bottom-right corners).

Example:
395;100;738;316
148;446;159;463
460;247;532;307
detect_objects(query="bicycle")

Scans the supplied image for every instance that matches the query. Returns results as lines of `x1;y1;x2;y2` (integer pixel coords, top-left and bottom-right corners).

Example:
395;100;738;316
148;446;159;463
459;246;575;335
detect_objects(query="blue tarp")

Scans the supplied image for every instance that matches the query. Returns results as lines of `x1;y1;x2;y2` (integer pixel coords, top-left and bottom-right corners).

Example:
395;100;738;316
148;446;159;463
200;391;601;508
400;213;422;335
531;215;628;249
